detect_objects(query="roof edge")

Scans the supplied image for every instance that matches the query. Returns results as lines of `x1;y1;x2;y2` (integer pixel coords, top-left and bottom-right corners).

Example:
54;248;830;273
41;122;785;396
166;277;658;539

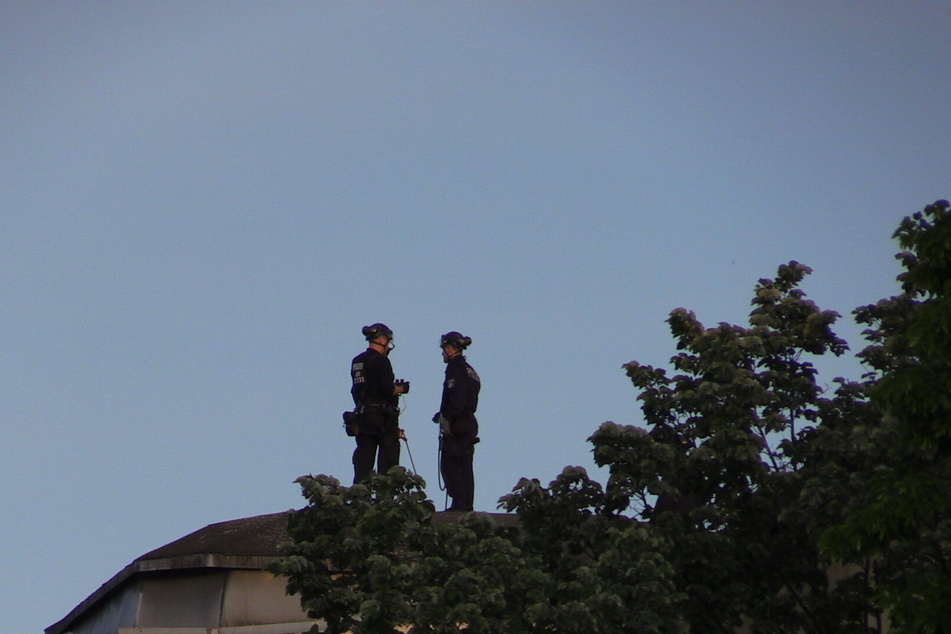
46;553;282;634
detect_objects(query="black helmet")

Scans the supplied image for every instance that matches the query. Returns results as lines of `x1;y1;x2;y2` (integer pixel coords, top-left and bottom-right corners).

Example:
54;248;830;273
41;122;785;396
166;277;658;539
439;331;471;350
363;323;393;341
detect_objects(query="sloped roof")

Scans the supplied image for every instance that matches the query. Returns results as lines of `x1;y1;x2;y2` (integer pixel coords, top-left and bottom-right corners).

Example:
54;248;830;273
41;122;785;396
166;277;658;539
136;509;517;563
46;511;295;634
139;510;294;560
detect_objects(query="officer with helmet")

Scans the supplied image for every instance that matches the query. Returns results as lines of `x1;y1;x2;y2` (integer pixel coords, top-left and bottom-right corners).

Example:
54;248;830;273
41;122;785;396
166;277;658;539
434;331;481;511
350;323;409;484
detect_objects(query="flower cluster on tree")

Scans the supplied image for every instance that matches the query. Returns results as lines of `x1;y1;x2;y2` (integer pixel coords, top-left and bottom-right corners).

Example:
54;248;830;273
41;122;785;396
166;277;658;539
271;200;951;633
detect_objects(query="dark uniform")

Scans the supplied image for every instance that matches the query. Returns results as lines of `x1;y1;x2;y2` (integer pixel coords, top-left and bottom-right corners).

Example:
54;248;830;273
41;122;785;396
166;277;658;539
350;346;401;483
439;352;480;511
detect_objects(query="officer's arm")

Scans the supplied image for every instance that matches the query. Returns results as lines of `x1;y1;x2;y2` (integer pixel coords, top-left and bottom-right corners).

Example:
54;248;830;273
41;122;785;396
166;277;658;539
443;363;469;418
375;356;397;397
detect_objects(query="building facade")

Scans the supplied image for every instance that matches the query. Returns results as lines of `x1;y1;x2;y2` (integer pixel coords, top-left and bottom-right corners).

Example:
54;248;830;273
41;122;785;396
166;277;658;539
46;512;316;634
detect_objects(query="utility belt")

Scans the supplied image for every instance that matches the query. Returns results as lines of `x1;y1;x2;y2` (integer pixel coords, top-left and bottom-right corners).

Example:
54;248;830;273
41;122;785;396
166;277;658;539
358;402;400;417
342;402;399;437
434;410;475;436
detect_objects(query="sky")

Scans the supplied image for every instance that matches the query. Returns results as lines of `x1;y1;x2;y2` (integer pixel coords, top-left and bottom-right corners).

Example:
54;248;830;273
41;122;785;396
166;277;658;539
2;2;949;632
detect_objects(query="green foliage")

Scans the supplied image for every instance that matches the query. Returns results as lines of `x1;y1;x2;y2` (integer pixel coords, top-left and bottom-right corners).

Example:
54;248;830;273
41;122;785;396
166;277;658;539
272;467;686;633
273;470;432;633
587;261;882;632
500;467;688;633
821;200;951;633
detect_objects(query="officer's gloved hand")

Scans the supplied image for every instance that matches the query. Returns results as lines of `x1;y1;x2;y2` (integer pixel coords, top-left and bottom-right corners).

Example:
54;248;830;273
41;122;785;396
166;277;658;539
434;413;451;435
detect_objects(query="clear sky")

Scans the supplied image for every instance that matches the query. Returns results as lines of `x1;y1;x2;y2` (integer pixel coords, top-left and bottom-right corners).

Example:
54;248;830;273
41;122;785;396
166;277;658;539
3;3;949;632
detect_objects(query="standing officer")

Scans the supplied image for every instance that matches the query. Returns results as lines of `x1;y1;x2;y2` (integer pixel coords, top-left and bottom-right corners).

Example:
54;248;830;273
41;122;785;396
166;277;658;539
434;331;480;511
351;323;409;484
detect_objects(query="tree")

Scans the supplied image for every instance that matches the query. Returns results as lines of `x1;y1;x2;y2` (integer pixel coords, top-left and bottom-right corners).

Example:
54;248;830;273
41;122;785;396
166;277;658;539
586;260;883;632
273;201;950;632
821;199;951;633
272;468;686;633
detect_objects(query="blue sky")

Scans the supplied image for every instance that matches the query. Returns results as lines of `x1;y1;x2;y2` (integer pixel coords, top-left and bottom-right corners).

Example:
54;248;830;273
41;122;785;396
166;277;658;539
3;3;949;632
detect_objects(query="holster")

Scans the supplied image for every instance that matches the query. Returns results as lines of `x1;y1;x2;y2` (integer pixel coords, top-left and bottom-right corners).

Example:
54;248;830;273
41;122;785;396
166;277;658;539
342;410;360;437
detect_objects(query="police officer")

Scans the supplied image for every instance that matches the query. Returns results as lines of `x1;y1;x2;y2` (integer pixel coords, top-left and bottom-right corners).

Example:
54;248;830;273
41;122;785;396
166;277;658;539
350;323;409;484
434;331;480;511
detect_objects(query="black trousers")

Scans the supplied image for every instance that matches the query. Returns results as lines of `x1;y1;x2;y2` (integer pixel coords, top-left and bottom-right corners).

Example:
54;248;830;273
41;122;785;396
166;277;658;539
352;413;400;484
441;414;478;511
